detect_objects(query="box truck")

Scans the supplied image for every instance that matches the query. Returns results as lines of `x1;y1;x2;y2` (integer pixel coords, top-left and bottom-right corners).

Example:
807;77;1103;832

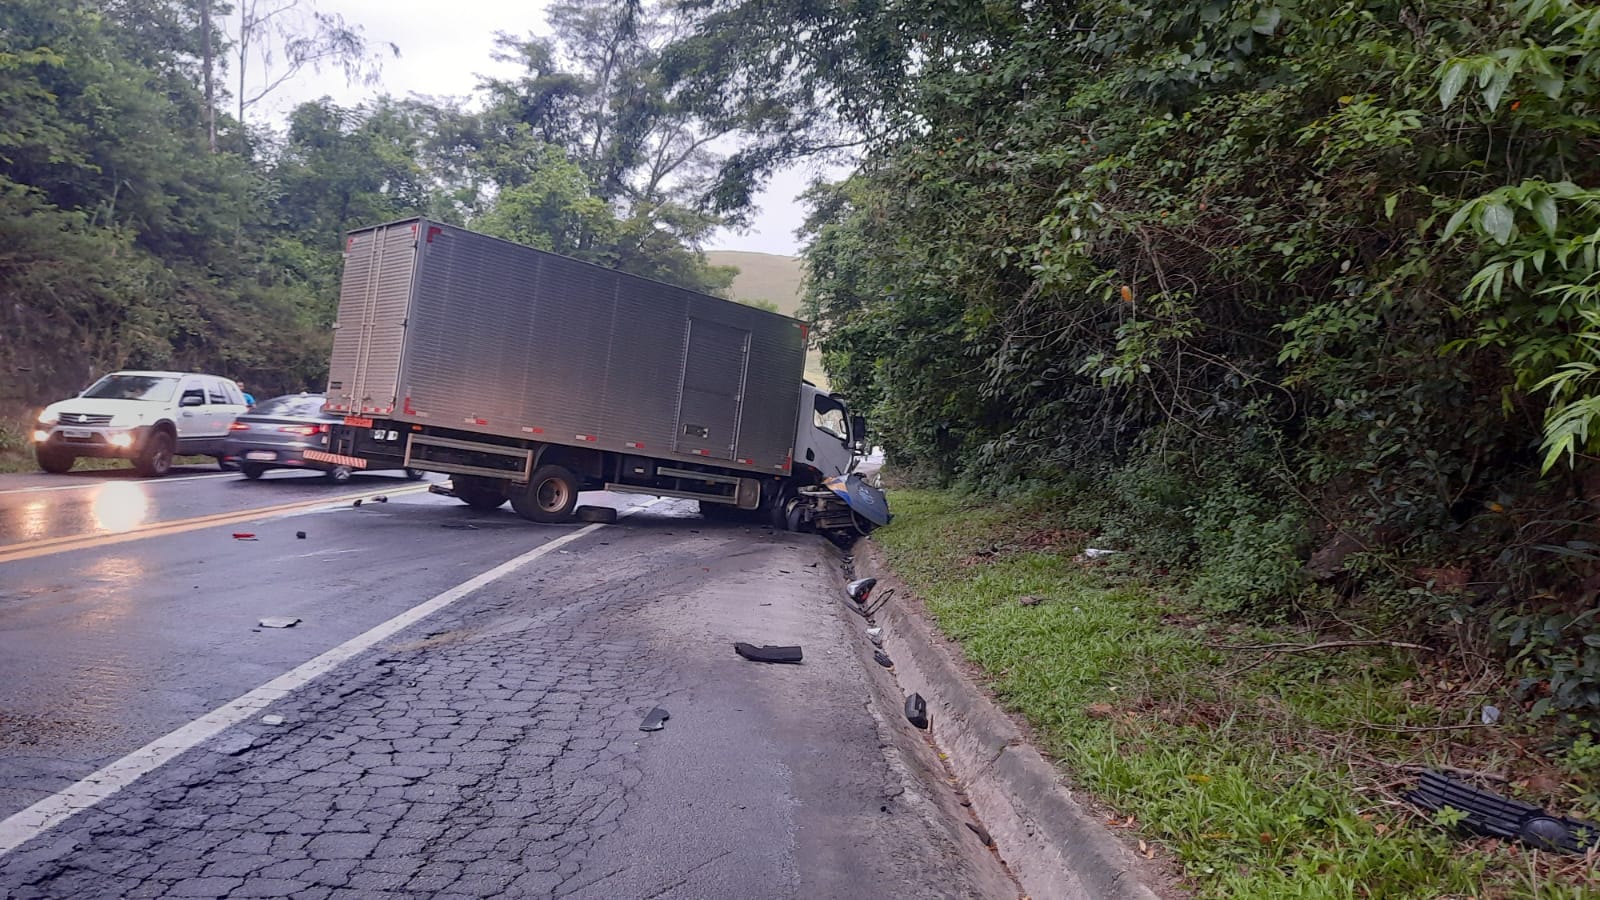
308;219;890;536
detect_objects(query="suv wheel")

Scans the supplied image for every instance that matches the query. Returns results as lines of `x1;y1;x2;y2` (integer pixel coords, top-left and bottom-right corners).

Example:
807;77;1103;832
36;446;75;474
134;430;174;477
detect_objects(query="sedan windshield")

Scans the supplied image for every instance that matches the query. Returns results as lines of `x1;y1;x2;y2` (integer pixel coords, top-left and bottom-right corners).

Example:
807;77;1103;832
81;375;179;402
248;394;330;418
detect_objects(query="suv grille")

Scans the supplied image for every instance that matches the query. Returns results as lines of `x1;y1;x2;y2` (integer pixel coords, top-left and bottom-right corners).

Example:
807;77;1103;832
61;413;113;426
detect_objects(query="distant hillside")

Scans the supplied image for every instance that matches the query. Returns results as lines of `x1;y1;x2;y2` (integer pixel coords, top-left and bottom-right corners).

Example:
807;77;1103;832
706;251;805;317
707;250;827;387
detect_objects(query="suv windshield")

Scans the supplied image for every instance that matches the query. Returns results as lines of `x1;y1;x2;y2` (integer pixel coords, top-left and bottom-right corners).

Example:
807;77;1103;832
250;395;330;418
82;375;179;402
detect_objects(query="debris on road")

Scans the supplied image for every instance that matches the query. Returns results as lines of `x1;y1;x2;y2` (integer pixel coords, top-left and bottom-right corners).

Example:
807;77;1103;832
847;577;877;603
441;522;479;529
905;693;929;729
1080;547;1118;560
1408;770;1600;853
260;714;285;726
874;650;894;668
866;627;885;646
639;707;671;732
1481;705;1501;725
296;531;307;539
576;505;619;524
352;499;363;507
965;821;994;847
734;642;804;664
258;617;301;629
231;532;257;540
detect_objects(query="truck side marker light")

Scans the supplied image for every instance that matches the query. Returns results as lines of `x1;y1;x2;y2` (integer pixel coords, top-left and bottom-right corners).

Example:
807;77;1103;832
576;434;596;442
521;426;545;435
625;441;644;449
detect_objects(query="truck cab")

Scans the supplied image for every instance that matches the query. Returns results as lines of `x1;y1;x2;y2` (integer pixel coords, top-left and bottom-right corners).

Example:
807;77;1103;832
794;383;862;479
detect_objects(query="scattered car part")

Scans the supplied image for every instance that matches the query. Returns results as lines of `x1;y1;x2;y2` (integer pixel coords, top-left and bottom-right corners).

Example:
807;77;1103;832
295;531;307;539
1408;770;1600;853
231;532;256;540
372;495;388;503
847;577;877;603
866;627;885;646
904;693;928;729
261;715;285;726
576;505;619;524
874;650;894;668
258;617;300;629
639;707;671;732
1081;548;1118;560
352;498;363;507
734;642;803;664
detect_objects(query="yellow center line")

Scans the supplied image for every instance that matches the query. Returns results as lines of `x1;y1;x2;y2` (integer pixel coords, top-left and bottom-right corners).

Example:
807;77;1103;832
0;484;431;565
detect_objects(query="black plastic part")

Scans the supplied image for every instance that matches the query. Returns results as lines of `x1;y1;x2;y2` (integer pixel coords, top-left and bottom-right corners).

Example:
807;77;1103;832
296;531;307;539
874;650;894;668
904;693;928;729
734;642;803;664
1407;770;1600;853
639;707;670;732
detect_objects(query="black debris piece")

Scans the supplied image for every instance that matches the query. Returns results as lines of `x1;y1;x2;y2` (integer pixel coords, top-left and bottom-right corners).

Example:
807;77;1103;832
441;523;479;530
905;693;929;729
576;505;619;524
373;495;389;503
352;499;363;507
965;822;994;847
846;577;877;603
296;531;307;540
1408;770;1600;854
874;650;894;668
639;707;671;732
734;642;803;664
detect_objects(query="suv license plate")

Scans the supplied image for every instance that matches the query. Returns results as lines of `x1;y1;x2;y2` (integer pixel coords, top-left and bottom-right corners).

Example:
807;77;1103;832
62;428;91;439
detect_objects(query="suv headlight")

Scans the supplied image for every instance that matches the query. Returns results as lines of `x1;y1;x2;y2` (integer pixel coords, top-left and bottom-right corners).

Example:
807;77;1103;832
37;409;59;425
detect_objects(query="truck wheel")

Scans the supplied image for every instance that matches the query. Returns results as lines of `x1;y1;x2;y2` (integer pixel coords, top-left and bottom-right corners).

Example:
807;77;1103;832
36;446;74;474
134;430;174;477
324;466;352;484
511;465;580;523
453;476;508;511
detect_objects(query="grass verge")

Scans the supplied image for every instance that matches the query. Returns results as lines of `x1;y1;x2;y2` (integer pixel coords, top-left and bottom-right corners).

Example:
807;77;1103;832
875;489;1600;898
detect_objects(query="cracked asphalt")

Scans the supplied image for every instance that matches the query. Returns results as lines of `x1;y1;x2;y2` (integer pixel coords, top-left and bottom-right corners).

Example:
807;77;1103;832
0;473;1017;898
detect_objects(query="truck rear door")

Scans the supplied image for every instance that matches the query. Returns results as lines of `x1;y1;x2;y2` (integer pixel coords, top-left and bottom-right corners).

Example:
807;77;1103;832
674;318;750;459
326;222;419;417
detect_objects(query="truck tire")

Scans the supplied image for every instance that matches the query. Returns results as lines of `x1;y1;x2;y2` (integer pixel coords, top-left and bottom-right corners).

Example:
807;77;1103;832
453;475;508;511
510;465;580;523
36;446;74;474
324;465;353;484
134;430;174;477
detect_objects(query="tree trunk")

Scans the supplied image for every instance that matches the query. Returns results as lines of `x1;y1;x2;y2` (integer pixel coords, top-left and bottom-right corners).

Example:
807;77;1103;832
201;0;216;152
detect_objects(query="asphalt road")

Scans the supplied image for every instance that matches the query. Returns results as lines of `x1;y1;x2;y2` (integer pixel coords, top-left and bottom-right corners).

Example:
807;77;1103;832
0;466;1015;898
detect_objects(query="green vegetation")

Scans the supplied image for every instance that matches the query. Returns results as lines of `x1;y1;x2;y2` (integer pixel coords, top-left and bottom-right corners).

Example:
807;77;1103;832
671;0;1600;738
0;0;746;417
880;489;1599;897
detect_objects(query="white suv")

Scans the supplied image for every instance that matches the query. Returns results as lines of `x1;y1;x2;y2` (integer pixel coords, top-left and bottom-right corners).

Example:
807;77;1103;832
34;371;250;477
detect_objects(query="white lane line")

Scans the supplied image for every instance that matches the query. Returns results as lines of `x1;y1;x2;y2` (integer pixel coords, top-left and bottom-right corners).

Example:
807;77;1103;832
0;473;234;496
0;518;619;856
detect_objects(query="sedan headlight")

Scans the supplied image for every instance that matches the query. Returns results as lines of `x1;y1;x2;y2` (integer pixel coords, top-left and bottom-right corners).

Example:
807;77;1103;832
37;409;59;425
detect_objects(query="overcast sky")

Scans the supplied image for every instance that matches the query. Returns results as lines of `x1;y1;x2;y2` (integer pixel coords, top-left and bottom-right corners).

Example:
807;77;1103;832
263;0;844;257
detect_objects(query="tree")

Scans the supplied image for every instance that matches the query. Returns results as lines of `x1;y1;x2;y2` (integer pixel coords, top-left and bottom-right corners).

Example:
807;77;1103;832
231;0;397;127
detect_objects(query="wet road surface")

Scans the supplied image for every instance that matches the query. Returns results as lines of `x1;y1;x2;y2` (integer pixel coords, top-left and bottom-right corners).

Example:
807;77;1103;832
0;469;1016;898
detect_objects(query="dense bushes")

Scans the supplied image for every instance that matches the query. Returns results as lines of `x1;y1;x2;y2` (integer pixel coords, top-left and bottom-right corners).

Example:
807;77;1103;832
787;0;1600;718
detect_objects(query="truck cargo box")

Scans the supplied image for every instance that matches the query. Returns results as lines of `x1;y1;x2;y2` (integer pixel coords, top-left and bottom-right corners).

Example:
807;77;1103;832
324;219;807;475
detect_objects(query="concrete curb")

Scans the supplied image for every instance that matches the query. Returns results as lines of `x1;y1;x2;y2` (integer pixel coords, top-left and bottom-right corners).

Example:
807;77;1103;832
854;539;1168;900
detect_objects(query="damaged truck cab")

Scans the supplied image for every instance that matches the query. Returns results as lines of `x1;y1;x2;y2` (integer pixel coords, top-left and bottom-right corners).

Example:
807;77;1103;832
310;218;888;538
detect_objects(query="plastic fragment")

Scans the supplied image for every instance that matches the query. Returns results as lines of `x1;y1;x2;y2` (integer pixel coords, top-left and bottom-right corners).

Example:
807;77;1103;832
734;642;803;664
296;531;307;540
231;532;257;540
866;627;885;646
258;617;300;629
261;714;285;726
905;693;928;729
1481;705;1501;725
846;577;877;603
639;707;670;732
874;649;894;668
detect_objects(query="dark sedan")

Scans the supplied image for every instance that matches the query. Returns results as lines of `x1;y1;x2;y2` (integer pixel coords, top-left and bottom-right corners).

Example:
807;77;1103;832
222;393;423;483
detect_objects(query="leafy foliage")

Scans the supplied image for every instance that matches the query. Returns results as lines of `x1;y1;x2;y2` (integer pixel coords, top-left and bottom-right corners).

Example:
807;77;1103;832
666;0;1600;719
